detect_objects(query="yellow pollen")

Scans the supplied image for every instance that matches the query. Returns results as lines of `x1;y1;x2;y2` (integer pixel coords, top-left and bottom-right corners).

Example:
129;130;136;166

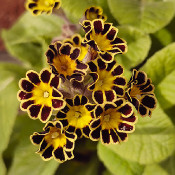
51;132;59;139
74;111;81;118
98;80;103;87
43;91;49;98
61;65;67;71
104;114;110;122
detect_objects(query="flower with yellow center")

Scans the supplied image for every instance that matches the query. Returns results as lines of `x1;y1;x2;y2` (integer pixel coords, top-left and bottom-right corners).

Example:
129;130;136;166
46;42;88;82
82;19;127;63
26;0;61;15
63;34;89;62
126;69;157;117
30;121;77;162
56;95;96;138
89;99;137;144
84;6;107;22
88;58;126;104
17;68;65;123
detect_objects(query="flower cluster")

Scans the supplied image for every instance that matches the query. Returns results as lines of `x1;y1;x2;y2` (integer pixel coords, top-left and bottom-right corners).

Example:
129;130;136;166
19;4;157;163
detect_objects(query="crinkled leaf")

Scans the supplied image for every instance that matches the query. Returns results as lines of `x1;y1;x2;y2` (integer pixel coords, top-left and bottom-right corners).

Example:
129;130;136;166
143;164;169;175
116;25;151;69
2;12;64;69
107;104;175;164
98;143;144;175
107;0;175;33
141;43;175;86
8;115;58;175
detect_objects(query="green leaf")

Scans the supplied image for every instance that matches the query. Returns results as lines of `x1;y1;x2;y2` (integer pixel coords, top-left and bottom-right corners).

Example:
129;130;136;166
61;0;94;23
0;80;19;175
8;115;59;175
98;143;144;175
2;12;64;69
156;70;175;109
107;0;175;33
116;25;151;69
143;164;169;175
107;104;175;164
141;43;175;86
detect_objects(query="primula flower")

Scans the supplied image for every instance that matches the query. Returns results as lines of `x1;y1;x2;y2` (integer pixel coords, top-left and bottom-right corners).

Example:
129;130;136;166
56;95;96;138
89;99;137;144
63;34;89;62
26;0;61;15
84;6;107;21
82;19;127;62
126;69;157;117
30;121;77;162
46;42;88;82
88;57;126;104
17;69;65;123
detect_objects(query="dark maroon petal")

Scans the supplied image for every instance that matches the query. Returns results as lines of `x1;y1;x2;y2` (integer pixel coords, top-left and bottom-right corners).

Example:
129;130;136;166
21;100;34;109
31;134;44;144
52;89;62;97
97;58;106;70
118;123;134;132
70;74;83;82
74;96;80;106
117;131;127;141
136;71;147;85
114;77;126;86
73;35;80;45
91;118;101;128
70;48;80;60
55;122;62;129
66;99;73;106
113;86;124;96
62;105;70;113
139;79;151;90
38;139;48;152
28;3;36;9
132;97;139;110
114;99;124;107
88;61;97;72
55;42;62;53
112;65;123;76
27;71;40;85
139;104;148;116
49;44;57;55
46;49;55;63
33;10;39;15
100;52;113;62
57;111;66;119
111;37;125;45
89;73;98;82
104;103;116;111
60;44;71;55
66;140;73;149
65;131;76;140
106;61;116;71
52;99;64;108
40;70;51;83
41;106;52;122
142;85;154;93
88;83;95;90
107;28;116;40
54;147;65;161
95;106;103;117
121;114;136;123
116;44;126;52
102;24;111;35
85;104;96;111
94;91;104;104
90;126;101;140
50;76;60;88
81;96;88;105
118;104;132;116
29;104;42;118
21;79;34;92
75;129;82;138
18;91;32;100
54;2;59;8
67;126;75;133
65;151;73;159
60;119;68;127
105;90;115;102
93;20;103;34
76;62;88;70
102;129;110;144
110;129;119;143
83;126;91;137
42;145;54;159
141;95;156;109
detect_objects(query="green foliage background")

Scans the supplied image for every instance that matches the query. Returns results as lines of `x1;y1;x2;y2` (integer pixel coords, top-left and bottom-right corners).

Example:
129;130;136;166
1;0;175;174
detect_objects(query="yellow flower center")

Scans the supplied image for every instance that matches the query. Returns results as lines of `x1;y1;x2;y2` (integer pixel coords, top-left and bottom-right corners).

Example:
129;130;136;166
66;106;92;129
45;126;67;148
53;55;77;77
94;69;115;91
38;0;55;8
91;31;113;51
32;82;52;107
130;85;142;100
101;108;121;130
